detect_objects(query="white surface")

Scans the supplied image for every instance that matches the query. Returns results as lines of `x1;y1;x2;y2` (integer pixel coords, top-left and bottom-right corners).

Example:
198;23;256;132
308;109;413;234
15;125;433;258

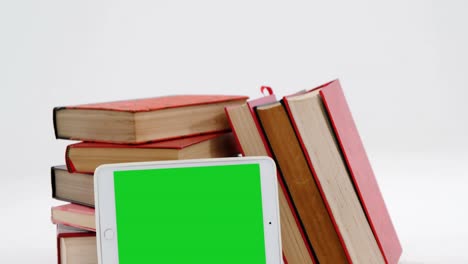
94;157;282;264
1;0;467;263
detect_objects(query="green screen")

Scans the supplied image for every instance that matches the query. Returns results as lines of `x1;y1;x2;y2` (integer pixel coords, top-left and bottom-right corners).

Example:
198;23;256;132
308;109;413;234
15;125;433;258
114;164;267;263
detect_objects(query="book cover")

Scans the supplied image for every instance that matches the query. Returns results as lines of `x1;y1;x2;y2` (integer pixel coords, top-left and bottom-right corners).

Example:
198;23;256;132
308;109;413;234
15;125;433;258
61;94;249;113
319;80;402;264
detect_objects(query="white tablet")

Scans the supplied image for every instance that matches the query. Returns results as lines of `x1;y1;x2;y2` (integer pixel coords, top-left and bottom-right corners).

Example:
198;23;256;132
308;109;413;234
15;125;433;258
94;157;282;264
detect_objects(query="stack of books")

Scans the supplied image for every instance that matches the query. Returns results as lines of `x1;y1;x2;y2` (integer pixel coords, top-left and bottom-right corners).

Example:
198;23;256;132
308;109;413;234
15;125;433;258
50;95;248;264
225;80;402;264
50;80;402;264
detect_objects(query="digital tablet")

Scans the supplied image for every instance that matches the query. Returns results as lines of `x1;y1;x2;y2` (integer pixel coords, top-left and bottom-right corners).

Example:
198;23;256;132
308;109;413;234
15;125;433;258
94;157;282;264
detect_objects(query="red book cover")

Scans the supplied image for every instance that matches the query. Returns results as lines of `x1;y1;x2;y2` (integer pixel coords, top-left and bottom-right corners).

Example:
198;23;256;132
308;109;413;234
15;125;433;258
225;89;315;264
319;80;402;264
63;94;249;112
56;225;95;264
51;204;96;232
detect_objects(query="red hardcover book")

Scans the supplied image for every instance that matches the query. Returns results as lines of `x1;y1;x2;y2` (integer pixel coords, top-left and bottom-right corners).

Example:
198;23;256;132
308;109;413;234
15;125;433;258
283;80;401;264
65;132;239;174
225;88;315;264
54;94;248;144
56;224;96;264
319;80;402;264
52;204;96;232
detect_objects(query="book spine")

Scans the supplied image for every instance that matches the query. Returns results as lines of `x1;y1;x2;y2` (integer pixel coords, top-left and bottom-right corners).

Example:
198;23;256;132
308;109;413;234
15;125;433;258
224;107;244;158
56;231;61;264
51;166;57;200
65;145;77;173
53;107;67;140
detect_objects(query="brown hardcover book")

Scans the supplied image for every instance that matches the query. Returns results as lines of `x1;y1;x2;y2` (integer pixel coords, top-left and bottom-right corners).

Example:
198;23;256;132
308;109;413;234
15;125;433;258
225;96;315;264
54;94;248;144
65;132;239;174
256;102;348;263
52;166;94;207
57;224;97;264
283;89;385;263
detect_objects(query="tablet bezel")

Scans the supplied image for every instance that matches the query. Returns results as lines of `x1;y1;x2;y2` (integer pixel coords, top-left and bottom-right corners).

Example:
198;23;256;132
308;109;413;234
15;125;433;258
94;157;282;264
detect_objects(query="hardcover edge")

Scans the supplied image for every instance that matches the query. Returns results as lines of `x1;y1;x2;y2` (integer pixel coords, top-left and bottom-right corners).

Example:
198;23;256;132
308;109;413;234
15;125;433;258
53;107;67;140
67;96;249;113
65;144;77;173
51;166;57;200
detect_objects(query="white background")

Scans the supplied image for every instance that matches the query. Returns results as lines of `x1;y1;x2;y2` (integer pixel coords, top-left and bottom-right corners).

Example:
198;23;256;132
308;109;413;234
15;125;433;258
1;0;467;263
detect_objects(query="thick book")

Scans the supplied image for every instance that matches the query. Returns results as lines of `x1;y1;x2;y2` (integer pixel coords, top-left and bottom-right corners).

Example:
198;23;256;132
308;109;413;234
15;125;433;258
65;132;238;174
52;204;96;232
52;166;94;207
283;84;385;263
57;224;97;264
318;80;402;264
54;94;248;144
225;94;315;264
256;102;348;263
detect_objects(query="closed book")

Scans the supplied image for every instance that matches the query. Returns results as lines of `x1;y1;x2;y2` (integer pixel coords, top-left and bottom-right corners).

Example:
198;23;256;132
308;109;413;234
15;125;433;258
318;80;402;264
65;132;239;174
54;94;248;144
225;94;315;264
52;204;95;232
283;83;385;263
52;166;94;207
57;224;97;264
256;102;348;263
